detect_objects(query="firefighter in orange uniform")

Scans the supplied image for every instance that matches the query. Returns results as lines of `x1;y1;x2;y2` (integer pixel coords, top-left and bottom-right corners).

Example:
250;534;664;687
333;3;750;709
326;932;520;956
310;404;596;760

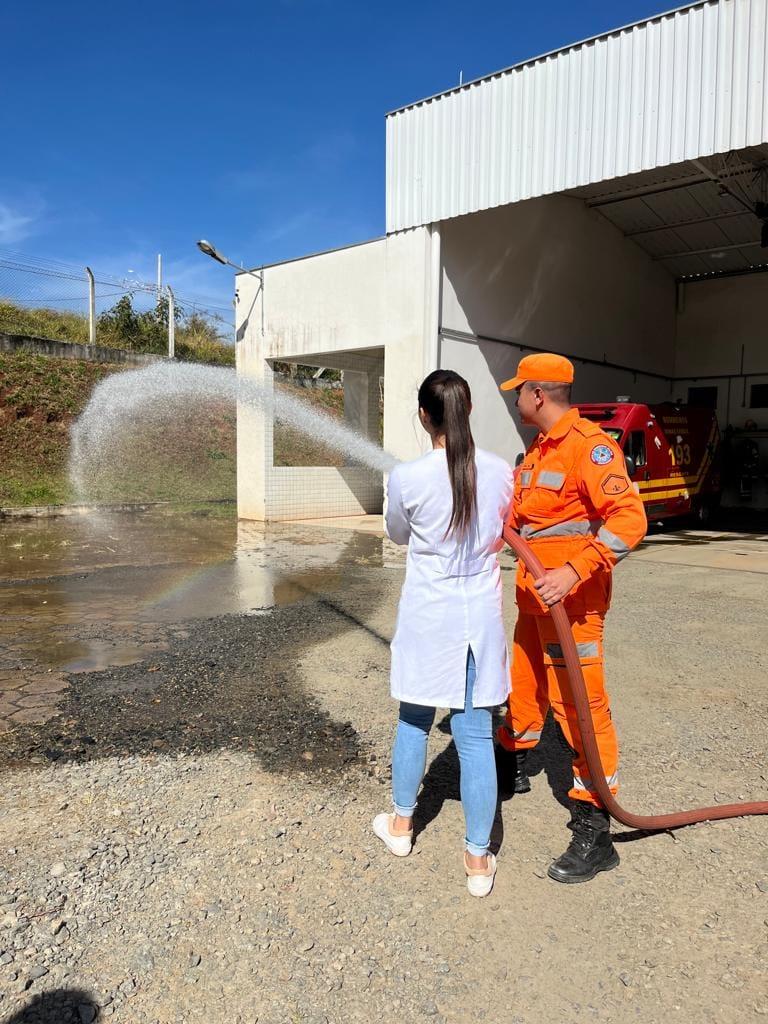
496;353;647;883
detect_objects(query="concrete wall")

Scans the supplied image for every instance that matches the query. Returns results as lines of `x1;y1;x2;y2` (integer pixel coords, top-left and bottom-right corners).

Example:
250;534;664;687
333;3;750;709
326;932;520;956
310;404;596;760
439;194;677;465
236;229;437;520
0;333;162;366
675;274;768;429
234;186;766;519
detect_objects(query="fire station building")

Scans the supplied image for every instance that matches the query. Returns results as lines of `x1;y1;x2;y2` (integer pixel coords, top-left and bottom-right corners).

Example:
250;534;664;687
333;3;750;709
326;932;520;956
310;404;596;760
236;0;768;520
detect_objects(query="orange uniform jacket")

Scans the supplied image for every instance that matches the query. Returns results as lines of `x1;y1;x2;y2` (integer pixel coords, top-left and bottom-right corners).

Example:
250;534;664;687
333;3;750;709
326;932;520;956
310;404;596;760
508;408;648;616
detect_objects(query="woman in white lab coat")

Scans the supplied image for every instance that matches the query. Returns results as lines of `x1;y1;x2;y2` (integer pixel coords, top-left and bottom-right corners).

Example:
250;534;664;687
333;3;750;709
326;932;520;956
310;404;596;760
372;370;514;897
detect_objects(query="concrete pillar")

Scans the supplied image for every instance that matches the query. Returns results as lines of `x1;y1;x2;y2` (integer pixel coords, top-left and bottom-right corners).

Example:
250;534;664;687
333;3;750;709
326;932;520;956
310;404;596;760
343;370;367;436
367;370;382;448
236;320;273;521
342;368;382;463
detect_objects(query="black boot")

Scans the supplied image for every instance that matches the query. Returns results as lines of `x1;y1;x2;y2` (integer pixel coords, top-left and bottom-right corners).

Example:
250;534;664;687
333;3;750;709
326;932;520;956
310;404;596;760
495;746;531;795
547;800;619;884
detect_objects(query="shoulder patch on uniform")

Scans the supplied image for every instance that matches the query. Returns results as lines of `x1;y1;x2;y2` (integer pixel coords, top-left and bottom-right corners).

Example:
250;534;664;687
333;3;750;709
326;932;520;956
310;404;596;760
601;473;629;496
590;444;615;466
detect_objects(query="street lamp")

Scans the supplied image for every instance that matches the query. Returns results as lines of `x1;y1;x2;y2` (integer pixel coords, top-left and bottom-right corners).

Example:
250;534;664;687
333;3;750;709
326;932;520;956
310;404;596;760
196;239;263;284
196;239;264;336
196;239;229;265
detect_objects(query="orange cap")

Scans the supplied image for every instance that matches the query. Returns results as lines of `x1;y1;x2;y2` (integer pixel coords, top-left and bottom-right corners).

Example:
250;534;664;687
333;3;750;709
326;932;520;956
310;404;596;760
500;352;575;391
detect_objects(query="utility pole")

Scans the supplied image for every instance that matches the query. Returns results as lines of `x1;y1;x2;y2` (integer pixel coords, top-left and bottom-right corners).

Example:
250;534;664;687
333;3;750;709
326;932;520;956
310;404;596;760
167;285;175;359
85;267;96;345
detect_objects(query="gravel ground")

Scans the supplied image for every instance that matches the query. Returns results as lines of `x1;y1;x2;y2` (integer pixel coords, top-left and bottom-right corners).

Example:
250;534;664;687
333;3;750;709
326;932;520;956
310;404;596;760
1;549;767;1024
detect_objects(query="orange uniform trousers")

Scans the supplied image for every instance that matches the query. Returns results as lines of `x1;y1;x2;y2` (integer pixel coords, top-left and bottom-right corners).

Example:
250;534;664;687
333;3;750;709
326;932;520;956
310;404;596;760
499;610;619;806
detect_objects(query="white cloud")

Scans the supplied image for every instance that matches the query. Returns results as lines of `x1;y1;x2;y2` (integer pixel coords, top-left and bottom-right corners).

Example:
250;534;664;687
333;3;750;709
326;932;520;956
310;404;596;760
0;202;39;244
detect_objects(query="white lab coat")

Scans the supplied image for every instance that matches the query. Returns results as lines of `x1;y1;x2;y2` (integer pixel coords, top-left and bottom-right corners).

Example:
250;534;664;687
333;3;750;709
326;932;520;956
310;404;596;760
386;447;514;709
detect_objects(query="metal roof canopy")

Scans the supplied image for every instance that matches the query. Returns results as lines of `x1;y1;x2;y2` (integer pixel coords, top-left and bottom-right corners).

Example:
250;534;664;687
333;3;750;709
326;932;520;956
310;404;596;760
568;144;768;280
386;0;768;271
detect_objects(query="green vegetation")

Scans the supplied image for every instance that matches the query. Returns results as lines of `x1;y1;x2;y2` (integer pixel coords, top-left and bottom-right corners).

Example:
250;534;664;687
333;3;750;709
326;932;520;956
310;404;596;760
0;296;235;367
0;352;350;507
0;352;119;505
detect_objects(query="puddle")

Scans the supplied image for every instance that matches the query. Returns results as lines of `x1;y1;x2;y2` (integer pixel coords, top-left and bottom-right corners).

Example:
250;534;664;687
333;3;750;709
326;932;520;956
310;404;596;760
25;638;151;673
0;511;392;772
0;510;386;674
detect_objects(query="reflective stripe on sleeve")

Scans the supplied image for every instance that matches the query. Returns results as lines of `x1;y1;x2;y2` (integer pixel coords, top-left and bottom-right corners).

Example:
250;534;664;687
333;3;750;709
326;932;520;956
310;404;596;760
520;471;532;486
513;729;542;742
596;526;631;561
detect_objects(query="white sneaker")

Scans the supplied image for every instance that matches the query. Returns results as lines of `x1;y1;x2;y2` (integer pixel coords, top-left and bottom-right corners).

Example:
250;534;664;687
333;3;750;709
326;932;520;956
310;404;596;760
372;813;413;857
464;851;497;897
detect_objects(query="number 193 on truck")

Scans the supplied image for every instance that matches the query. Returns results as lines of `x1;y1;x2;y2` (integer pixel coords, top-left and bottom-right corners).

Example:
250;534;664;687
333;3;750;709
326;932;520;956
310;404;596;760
577;401;721;525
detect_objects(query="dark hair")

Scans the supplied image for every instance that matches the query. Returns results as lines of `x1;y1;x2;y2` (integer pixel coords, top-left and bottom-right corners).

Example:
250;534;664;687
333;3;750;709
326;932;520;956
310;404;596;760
418;369;477;539
526;380;572;405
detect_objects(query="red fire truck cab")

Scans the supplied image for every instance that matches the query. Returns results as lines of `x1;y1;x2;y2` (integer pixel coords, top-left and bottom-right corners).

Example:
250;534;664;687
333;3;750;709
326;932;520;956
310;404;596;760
576;401;721;524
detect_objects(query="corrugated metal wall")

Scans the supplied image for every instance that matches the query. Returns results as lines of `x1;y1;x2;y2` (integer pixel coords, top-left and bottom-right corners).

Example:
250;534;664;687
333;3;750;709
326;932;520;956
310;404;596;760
386;0;768;232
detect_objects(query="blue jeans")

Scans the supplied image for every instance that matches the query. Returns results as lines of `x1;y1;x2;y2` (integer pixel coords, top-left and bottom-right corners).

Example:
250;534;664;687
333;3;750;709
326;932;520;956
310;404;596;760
391;649;497;857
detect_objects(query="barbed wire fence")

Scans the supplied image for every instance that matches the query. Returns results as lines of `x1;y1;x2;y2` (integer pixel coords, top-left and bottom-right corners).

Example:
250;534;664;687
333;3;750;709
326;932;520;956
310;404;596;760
0;248;235;358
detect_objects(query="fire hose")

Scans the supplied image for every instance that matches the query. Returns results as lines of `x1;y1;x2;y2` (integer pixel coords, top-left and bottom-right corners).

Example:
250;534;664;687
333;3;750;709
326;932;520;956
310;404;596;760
503;525;768;830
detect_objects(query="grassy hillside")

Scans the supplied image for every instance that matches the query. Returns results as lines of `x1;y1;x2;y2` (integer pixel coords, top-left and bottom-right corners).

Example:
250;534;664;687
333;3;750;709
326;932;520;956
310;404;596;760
0;352;119;505
0;299;236;367
0;353;347;506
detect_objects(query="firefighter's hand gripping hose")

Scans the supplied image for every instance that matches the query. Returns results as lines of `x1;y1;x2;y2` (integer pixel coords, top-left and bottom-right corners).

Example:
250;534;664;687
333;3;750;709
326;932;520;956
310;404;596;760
503;525;768;831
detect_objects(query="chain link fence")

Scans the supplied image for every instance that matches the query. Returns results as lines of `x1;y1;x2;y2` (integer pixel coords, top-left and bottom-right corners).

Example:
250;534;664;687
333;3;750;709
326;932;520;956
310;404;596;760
0;248;235;364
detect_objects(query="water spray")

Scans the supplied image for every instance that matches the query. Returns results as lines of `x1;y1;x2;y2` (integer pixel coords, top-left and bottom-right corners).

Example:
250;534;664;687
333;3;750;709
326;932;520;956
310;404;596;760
70;365;768;829
69;363;396;502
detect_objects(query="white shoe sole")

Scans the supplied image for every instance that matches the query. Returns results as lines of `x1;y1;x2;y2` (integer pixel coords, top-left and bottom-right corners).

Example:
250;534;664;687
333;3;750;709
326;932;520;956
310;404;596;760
372;813;412;857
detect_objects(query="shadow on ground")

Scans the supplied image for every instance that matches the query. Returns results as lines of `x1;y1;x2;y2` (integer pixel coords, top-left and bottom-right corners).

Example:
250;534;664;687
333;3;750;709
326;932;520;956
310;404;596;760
413;710;574;855
642;508;768;542
2;989;99;1023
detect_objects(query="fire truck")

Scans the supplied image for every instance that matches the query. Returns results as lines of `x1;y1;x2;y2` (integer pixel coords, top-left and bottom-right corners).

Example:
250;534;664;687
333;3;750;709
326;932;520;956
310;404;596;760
576;401;721;524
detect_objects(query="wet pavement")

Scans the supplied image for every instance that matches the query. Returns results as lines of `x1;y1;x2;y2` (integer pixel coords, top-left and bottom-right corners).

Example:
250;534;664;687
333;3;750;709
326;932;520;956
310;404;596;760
0;509;391;748
3;507;766;766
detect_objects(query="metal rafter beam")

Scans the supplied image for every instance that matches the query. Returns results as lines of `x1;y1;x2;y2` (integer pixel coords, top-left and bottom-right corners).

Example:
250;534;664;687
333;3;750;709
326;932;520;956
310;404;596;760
654;240;760;261
625;209;748;237
584;173;711;208
690;159;756;217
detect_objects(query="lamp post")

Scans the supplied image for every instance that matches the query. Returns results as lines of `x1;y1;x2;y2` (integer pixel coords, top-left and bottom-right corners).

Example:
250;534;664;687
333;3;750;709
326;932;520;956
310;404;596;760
196;240;264;335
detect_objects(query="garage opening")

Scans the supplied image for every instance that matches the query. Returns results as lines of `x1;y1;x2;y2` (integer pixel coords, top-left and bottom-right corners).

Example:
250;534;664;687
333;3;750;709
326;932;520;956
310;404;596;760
439;146;768;511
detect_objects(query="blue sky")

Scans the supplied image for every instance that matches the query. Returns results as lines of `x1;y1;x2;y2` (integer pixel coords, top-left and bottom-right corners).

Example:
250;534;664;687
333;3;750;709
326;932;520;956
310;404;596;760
3;0;678;307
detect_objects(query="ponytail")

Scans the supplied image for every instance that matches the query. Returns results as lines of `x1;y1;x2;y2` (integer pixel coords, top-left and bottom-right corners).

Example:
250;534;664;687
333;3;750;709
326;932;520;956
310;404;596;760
418;370;477;539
